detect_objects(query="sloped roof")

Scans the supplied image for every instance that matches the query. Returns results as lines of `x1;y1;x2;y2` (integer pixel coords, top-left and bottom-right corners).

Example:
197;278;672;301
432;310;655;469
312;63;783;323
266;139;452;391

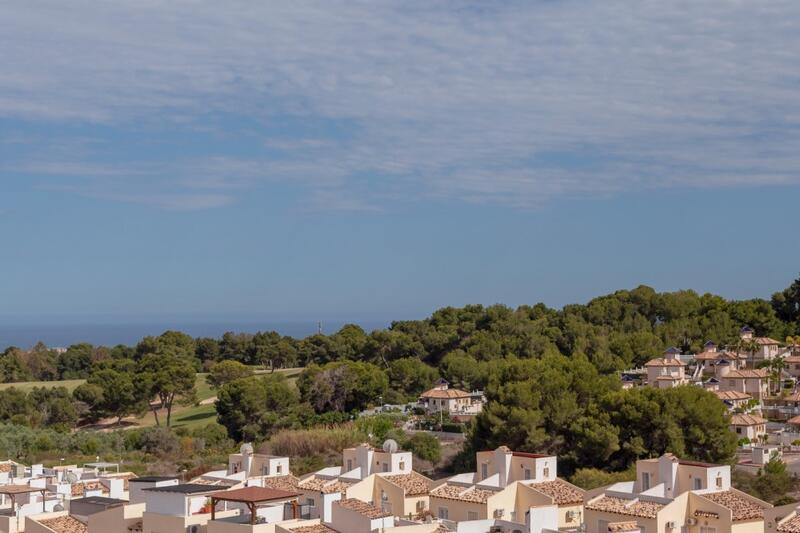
726;369;769;379
430;483;498;503
608;522;640;532
729;414;766;426
586;496;664;518
337;498;391;518
298;476;352;495
261;475;301;492
528;479;584;505
698;490;768;521
38;516;87;533
420;388;471;399
714;391;751;401
645;358;685;367
778;513;800;533
383;471;430;496
288;526;338;533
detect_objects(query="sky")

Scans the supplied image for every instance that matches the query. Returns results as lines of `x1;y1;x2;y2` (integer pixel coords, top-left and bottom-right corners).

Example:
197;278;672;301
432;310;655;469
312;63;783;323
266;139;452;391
1;0;799;328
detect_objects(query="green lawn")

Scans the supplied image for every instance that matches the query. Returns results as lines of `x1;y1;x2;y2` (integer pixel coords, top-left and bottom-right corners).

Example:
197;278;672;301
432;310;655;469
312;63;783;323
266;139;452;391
133;366;305;429
0;379;85;393
0;367;304;430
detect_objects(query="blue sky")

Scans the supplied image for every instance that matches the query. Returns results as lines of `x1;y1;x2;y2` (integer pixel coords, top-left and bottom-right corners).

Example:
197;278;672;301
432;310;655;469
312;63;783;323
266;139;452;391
1;0;799;325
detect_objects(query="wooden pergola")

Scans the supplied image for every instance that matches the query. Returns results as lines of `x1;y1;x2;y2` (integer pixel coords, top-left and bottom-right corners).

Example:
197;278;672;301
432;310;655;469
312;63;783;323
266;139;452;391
0;485;48;513
0;485;48;530
209;486;301;525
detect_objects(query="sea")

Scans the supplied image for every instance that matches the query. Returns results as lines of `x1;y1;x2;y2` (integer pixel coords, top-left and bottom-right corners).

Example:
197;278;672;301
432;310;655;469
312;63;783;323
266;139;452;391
0;320;390;349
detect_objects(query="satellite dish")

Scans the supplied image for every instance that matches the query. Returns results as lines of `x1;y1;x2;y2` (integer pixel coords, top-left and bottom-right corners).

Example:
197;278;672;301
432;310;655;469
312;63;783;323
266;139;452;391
382;439;399;453
240;443;254;456
65;472;79;484
53;503;65;512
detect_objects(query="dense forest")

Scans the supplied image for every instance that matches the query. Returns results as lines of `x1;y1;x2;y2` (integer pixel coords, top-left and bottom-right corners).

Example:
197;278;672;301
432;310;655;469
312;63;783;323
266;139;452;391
1;277;800;476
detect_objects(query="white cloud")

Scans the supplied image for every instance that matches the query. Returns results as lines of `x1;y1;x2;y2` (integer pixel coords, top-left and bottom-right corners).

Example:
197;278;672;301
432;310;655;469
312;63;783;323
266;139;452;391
2;0;799;210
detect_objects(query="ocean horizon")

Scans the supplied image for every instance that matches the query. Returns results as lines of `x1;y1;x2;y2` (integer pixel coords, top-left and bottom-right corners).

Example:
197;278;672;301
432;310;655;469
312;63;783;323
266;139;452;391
0;320;391;349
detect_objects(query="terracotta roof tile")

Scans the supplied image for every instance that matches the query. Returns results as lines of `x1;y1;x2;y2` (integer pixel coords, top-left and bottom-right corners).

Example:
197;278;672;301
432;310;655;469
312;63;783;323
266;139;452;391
38;516;87;533
644;358;685;367
288;526;338;533
337;498;392;518
383;471;430;496
778;514;800;533
420;388;471;399
299;476;352;494
730;414;767;426
586;496;664;518
714;391;751;401
528;479;584;505
430;484;497;504
608;522;640;532
726;369;769;379
699;490;767;521
262;475;301;492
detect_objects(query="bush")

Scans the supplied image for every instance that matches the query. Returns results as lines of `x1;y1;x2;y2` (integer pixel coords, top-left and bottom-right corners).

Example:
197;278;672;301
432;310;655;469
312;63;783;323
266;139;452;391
138;427;180;458
267;426;365;458
405;433;441;463
571;466;636;489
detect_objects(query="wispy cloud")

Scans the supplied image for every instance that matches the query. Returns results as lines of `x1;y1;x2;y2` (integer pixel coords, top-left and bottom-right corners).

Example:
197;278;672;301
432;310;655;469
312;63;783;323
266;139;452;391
2;0;799;210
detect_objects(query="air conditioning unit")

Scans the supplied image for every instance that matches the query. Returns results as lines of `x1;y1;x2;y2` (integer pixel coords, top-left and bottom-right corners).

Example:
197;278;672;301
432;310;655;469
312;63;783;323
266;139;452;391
493;509;504;518
666;521;676;529
566;510;578;521
687;518;698;526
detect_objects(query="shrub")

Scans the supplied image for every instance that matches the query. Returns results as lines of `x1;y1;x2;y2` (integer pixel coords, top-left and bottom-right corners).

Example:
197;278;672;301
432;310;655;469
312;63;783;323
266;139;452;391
405;433;441;463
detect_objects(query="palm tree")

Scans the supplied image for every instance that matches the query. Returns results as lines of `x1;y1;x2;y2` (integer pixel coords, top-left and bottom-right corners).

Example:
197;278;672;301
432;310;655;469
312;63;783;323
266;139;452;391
769;357;788;395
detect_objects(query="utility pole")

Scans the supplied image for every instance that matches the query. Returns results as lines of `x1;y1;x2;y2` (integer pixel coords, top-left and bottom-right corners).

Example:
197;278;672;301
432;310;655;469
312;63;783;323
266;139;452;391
318;321;322;335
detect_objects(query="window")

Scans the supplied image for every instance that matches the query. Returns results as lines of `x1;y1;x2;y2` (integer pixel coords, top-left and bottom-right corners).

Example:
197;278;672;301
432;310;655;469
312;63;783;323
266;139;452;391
383;463;389;472
347;460;352;471
381;490;388;501
416;501;425;511
438;507;449;520
306;497;315;507
481;464;488;480
524;468;531;480
399;461;405;471
543;467;549;478
276;464;282;474
642;472;650;490
736;427;742;435
716;475;723;488
694;478;702;490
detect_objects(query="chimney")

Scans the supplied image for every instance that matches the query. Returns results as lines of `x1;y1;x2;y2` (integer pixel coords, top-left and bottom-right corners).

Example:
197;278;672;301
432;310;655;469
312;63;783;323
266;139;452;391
494;447;512;487
658;454;678;499
356;443;372;479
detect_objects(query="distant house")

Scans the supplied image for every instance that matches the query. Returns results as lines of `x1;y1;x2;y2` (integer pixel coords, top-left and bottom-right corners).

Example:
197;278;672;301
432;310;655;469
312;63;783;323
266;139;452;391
644;348;687;389
419;379;483;417
694;340;746;375
585;453;771;533
730;413;767;442
718;368;770;402
739;326;782;362
714;390;753;411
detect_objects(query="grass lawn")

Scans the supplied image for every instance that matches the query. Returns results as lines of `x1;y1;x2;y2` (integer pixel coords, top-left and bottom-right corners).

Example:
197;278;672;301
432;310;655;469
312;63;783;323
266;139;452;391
133;366;304;429
0;367;304;430
0;379;85;393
